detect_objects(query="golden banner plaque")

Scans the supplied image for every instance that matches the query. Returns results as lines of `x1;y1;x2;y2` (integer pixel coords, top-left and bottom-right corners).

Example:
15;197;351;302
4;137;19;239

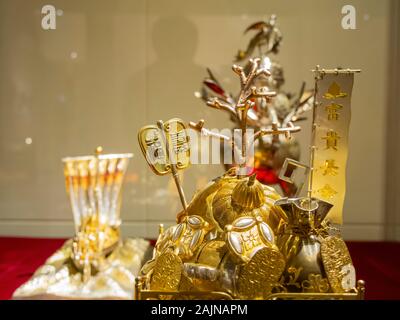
311;67;360;224
138;118;191;211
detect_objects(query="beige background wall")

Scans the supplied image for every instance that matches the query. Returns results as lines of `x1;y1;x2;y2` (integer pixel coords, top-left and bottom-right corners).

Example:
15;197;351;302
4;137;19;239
0;0;394;240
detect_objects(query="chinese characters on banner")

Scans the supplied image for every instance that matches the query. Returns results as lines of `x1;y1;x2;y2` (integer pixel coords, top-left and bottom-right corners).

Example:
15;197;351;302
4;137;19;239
311;72;355;224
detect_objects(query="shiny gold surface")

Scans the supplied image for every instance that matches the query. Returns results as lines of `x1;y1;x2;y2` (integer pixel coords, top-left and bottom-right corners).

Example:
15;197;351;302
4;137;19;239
138;170;286;299
135;174;364;299
236;247;285;299
150;249;183;292
321;235;355;293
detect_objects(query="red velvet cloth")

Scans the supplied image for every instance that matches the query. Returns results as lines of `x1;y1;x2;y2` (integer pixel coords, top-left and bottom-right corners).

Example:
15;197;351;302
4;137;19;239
346;241;400;300
0;237;399;300
0;237;66;300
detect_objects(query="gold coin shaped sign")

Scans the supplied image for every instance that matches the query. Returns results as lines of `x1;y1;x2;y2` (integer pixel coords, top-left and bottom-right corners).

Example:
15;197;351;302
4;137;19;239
138;118;190;175
138;125;170;175
320;236;355;293
163;118;190;171
236;247;285;299
150;250;183;292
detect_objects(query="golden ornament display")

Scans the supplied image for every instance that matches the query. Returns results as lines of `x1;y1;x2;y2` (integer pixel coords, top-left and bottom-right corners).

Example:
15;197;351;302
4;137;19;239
136;51;364;299
11;14;366;301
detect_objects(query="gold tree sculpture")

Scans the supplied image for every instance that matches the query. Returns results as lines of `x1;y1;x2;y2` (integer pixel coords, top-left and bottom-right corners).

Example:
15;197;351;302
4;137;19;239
195;15;314;196
190;57;301;177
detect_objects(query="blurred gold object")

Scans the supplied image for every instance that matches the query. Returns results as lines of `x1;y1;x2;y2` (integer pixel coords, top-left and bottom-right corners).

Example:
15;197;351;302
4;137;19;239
13;148;152;299
13;238;151;299
63;147;133;280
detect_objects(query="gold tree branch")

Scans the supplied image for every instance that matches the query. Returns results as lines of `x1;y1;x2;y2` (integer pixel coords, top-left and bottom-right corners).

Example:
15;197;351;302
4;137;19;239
188;120;243;164
253;121;301;142
206;98;238;119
